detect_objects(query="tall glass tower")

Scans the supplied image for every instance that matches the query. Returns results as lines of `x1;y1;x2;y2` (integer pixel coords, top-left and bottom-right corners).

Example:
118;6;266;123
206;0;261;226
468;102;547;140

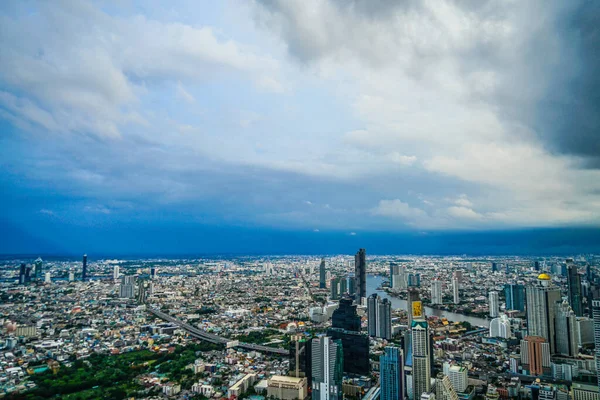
354;249;366;304
380;346;404;400
567;262;583;316
311;336;343;400
319;259;326;289
82;254;88;281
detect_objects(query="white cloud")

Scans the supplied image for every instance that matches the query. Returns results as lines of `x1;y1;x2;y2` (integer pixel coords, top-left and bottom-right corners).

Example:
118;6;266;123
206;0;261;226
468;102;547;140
447;206;483;220
371;199;426;219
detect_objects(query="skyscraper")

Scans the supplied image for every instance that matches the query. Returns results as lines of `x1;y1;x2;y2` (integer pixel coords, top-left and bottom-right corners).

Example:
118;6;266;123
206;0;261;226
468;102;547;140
367;294;392;340
534;261;541;271
354;249;366;304
18;263;26;285
492;262;498;272
505;284;526;312
567;262;584;317
489;315;512;339
431;279;443;305
412;311;431;398
347;274;355;296
452;276;459;304
290;336;312;387
520;336;551;376
44;272;51;284
592;300;600;392
330;277;340;300
150;267;157;280
311;336;343;400
34;258;42;281
320;259;326;289
526;274;561;353
328;297;369;375
119;275;136;298
113;265;120;281
554;301;579;357
82;254;88;281
489;291;499;318
380;346;405;400
407;288;421;328
446;364;468;393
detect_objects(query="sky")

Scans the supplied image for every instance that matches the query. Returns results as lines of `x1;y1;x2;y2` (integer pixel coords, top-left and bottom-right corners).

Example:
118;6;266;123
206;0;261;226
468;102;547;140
1;0;599;255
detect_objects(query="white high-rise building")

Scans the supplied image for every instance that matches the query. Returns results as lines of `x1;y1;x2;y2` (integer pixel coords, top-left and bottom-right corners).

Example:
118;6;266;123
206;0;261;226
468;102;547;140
431;279;443;305
489;314;512;339
68;271;75;282
311;336;343;400
452;277;460;305
527;274;561;353
44;272;51;284
489;291;499;318
412;318;431;398
113;265;120;281
119;275;136;298
446;364;468;393
391;264;406;290
591;299;600;391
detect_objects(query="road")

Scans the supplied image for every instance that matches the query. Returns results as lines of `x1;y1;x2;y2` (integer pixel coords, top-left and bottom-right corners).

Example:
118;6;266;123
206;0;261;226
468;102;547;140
148;307;289;355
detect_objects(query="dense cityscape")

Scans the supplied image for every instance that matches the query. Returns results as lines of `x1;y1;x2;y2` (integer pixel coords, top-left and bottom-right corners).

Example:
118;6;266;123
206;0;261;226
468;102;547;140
1;251;599;400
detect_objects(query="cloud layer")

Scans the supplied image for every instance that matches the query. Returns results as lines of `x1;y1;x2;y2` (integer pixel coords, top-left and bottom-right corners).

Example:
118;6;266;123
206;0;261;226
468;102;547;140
0;0;599;246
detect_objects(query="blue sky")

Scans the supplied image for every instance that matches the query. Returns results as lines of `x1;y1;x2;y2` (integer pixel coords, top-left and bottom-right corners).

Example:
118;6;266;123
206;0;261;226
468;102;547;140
1;0;599;255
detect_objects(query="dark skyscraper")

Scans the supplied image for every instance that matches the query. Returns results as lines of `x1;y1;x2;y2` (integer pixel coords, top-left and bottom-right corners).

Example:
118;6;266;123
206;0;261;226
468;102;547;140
34;257;42;281
328;296;369;375
18;263;26;285
331;297;361;332
319;258;326;289
150;267;157;280
505;284;526;312
82;254;88;281
534;261;540;271
492;262;498;272
354;249;366;304
290;336;312;387
330;277;340;300
24;266;31;283
567;262;583;316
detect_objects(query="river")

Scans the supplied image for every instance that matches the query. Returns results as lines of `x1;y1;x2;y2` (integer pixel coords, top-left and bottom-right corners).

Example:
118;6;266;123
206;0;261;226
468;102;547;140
366;275;490;328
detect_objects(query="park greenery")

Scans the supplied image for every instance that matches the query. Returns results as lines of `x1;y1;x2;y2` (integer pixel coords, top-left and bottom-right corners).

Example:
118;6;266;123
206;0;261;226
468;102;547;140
20;341;221;399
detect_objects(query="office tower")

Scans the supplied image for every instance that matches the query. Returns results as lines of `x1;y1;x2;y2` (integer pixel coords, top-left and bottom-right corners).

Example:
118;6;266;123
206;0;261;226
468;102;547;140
332;297;361;332
82;254;88;281
446;364;468;393
151;267;157;280
526;274;561;353
452;275;459;304
339;277;348;295
18;263;26;285
586;264;593;281
390;263;399;287
44;272;51;284
137;281;147;304
534;261;541;271
148;281;154;295
431;279;443;305
521;336;551;376
554;301;578;357
328;297;369;375
489;291;499;318
330;277;340;300
311;336;343;400
113;265;120;281
347;275;355;296
119;275;136;298
505;284;526;312
68;271;75;282
489;315;512;339
390;263;406;290
290;336;312;387
505;264;510;274
492;262;498;272
407;288;421;328
380;346;405;400
24;266;31;283
567;262;584;316
320;259;326;289
354;249;366;303
408;274;421;287
367;294;392;340
412;313;431;398
592;300;600;392
34;258;42;280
